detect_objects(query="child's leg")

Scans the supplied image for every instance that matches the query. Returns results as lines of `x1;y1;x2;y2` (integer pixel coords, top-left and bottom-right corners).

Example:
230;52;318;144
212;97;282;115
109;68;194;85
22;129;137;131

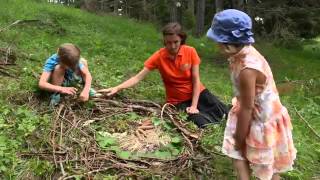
49;65;66;106
51;64;65;86
233;159;250;180
272;174;280;180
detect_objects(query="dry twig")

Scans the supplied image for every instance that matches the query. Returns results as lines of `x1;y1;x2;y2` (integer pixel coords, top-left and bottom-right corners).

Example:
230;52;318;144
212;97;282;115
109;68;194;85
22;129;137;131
294;107;320;139
24;96;201;178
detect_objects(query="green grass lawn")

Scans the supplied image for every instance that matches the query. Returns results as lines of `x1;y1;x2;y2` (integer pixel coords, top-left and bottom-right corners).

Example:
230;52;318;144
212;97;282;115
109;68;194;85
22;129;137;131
0;0;319;179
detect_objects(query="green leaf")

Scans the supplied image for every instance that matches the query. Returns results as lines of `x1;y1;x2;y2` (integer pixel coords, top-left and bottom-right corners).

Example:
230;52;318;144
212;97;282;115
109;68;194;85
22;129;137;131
96;134;117;148
0;165;7;172
127;112;139;120
152;117;161;126
171;148;180;156
109;146;121;152
154;151;172;159
117;151;131;159
74;175;83;180
163;122;173;130
171;137;182;144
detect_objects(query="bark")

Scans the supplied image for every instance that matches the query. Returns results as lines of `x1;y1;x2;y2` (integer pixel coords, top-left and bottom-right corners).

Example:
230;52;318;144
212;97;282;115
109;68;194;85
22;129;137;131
215;0;223;12
195;0;205;37
170;0;178;22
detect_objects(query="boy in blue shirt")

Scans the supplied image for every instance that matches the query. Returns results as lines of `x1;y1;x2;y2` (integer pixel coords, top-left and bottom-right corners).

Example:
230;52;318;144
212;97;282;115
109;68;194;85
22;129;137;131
38;43;93;104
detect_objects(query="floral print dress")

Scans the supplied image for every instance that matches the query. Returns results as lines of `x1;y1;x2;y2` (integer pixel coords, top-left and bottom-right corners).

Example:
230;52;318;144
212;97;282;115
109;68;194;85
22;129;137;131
222;45;297;180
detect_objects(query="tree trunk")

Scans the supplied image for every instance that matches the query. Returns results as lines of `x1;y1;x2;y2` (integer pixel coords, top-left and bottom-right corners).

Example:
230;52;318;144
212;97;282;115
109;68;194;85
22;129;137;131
170;0;178;22
82;0;98;12
188;0;194;13
215;0;223;12
187;0;195;20
142;0;150;20
185;0;195;29
113;0;118;14
195;0;205;37
232;0;244;10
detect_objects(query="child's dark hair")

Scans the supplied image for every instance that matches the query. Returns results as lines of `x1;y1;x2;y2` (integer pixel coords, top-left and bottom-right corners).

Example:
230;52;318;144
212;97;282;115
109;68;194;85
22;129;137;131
58;43;80;69
162;22;187;45
224;43;245;48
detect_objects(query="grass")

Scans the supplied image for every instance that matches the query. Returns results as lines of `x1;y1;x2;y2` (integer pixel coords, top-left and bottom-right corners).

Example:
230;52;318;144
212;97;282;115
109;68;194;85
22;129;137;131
0;0;319;179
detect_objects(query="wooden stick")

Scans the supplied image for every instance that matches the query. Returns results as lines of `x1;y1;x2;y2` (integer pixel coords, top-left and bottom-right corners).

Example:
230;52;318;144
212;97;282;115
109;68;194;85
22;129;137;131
59;114;66;176
52;105;64;167
127;104;159;113
0;62;16;65
0;19;40;32
160;103;199;139
0;69;16;78
126;99;162;108
160;103;176;120
181;133;194;153
294;107;320;139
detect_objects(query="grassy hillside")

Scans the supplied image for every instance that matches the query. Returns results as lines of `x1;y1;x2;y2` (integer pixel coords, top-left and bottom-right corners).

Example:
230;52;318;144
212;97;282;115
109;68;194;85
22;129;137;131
0;0;319;179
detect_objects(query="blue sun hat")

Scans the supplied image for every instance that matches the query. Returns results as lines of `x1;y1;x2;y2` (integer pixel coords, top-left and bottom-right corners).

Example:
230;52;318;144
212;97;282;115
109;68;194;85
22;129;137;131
207;9;254;44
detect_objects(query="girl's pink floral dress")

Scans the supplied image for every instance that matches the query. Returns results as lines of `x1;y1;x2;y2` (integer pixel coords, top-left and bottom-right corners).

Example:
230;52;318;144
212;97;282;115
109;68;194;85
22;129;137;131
222;45;297;180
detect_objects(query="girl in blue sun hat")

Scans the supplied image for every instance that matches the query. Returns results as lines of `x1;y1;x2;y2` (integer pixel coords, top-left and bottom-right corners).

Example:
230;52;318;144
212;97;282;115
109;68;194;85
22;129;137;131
207;9;254;44
207;9;296;180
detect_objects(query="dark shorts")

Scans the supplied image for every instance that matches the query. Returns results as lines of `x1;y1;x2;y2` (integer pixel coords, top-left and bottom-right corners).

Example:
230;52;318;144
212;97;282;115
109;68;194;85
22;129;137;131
176;89;229;128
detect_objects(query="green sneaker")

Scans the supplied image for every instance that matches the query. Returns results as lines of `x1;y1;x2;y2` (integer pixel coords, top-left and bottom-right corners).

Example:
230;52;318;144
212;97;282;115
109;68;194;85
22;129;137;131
50;93;61;106
89;88;96;97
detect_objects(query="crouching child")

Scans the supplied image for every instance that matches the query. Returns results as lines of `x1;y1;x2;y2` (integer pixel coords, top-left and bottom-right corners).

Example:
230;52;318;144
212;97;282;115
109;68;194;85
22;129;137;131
38;43;94;105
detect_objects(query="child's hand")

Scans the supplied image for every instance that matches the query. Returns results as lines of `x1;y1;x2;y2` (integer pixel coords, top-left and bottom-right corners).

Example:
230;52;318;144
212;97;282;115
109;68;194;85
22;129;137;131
186;106;199;114
97;87;119;96
79;91;89;102
59;87;77;95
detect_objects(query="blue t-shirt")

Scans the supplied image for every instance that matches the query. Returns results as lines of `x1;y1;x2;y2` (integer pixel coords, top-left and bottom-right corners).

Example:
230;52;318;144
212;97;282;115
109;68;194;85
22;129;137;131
43;54;84;72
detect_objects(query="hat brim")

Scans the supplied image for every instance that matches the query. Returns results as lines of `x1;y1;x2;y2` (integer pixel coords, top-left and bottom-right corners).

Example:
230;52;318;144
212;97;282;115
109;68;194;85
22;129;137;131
206;28;222;43
207;28;255;44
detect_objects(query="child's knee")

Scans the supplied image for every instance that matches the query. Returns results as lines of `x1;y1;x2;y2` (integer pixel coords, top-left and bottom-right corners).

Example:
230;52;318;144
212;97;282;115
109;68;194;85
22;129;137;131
52;65;66;75
51;65;66;85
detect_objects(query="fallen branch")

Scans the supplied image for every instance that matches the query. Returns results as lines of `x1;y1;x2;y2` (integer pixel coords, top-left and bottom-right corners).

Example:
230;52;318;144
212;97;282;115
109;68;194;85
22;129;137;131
62;167;113;180
162;106;199;140
0;62;16;65
0;19;40;32
199;145;226;157
294;107;320;140
125;99;162;108
52;104;65;167
127;104;159;114
160;103;176;120
59;115;66;177
0;68;16;78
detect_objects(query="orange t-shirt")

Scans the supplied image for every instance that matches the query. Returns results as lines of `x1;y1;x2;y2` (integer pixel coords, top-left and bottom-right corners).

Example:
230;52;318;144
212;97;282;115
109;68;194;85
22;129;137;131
144;45;205;104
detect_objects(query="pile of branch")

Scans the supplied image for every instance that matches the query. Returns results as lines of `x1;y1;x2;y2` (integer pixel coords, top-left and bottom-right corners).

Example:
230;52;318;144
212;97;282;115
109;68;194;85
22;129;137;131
22;97;201;179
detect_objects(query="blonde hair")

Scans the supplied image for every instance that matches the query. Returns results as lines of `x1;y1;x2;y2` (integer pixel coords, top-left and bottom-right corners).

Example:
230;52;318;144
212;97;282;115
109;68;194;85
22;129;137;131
58;43;80;69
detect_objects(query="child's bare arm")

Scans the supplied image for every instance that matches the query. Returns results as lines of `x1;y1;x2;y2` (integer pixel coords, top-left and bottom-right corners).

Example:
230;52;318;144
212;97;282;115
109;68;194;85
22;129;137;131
39;72;59;92
234;69;257;150
38;72;77;95
79;65;92;101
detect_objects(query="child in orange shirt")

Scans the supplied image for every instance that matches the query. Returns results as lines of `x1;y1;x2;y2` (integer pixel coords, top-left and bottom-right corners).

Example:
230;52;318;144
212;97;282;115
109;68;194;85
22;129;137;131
207;9;296;180
99;22;228;128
